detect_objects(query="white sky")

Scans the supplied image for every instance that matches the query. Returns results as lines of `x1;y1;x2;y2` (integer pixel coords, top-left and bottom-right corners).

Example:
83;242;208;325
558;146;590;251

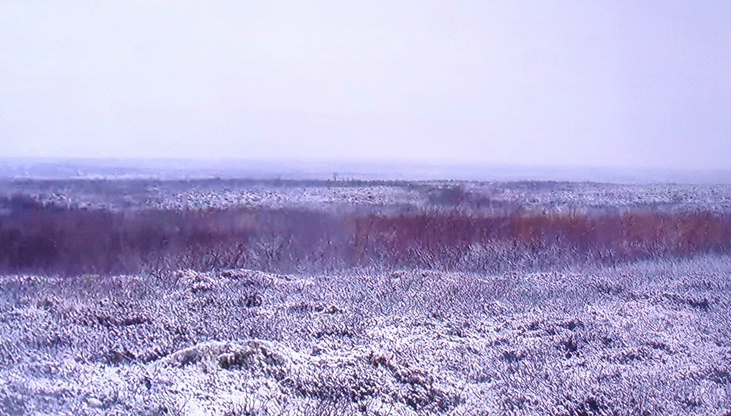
1;1;730;170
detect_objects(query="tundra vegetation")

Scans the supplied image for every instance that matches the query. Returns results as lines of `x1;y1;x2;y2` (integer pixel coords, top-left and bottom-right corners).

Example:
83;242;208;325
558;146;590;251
0;179;730;415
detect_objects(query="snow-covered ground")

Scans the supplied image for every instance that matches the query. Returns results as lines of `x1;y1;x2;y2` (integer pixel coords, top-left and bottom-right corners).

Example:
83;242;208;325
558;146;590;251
2;256;730;415
4;179;731;213
2;179;730;414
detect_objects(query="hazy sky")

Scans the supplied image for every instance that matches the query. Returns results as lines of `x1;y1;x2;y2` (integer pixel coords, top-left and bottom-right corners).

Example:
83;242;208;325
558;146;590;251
1;1;730;170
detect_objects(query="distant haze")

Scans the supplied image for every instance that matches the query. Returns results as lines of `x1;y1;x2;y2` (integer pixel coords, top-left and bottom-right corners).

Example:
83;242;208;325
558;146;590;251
1;2;730;172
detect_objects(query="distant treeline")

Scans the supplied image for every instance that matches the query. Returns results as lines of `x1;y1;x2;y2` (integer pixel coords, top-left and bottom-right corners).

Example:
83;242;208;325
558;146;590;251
1;193;730;276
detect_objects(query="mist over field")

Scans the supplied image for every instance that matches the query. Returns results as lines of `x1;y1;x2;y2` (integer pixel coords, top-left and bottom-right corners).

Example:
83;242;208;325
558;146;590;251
2;158;731;184
2;2;730;171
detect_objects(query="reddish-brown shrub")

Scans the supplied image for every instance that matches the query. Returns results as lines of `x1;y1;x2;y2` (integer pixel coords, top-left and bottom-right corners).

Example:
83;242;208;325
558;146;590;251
1;193;730;275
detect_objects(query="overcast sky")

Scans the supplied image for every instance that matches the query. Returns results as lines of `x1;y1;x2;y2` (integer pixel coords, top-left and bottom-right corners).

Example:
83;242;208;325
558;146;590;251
1;1;729;170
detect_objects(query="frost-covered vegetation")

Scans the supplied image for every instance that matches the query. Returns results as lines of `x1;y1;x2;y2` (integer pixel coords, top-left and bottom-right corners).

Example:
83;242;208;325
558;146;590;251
1;180;730;414
3;179;731;213
2;258;730;414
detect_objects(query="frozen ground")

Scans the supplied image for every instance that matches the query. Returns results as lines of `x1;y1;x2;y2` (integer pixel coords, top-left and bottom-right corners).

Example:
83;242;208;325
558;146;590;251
3;179;731;213
1;256;730;415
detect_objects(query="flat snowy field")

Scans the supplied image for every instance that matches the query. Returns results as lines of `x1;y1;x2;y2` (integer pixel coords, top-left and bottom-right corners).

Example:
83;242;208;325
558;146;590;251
4;179;731;213
2;256;730;415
